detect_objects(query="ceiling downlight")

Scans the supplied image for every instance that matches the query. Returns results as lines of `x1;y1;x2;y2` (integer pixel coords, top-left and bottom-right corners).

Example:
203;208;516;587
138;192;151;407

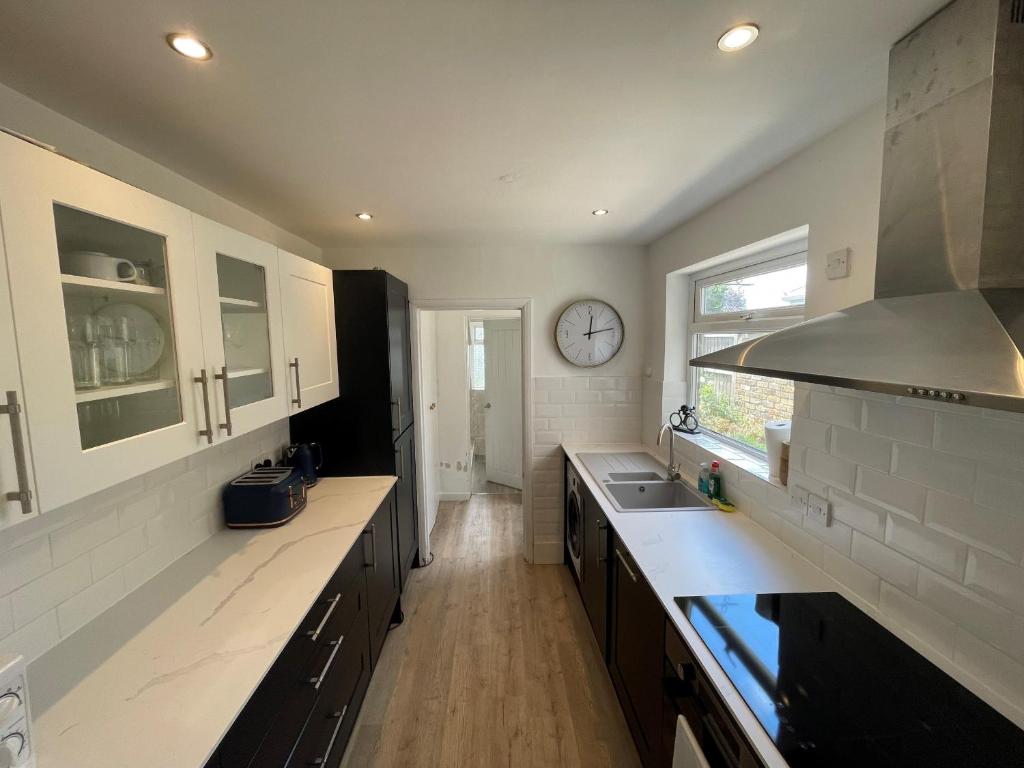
717;24;759;52
355;212;373;221
166;33;212;60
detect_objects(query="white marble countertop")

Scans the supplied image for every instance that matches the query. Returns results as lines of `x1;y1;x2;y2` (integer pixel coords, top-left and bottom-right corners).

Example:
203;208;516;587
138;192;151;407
29;475;396;768
563;442;830;768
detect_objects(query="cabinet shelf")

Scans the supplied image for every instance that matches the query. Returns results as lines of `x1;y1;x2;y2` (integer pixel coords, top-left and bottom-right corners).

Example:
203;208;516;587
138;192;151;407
219;296;264;312
75;379;176;403
226;367;270;380
61;274;167;297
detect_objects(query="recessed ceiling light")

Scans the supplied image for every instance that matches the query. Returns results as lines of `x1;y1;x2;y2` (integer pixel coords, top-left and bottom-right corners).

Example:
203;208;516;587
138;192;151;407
166;33;212;60
592;209;609;216
717;24;759;53
355;212;373;221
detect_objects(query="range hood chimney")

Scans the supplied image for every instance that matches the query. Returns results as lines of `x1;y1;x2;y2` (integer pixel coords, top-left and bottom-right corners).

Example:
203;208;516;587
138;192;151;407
690;0;1024;413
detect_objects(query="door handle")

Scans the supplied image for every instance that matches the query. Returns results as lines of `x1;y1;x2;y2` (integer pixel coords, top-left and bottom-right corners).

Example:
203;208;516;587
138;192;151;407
484;402;492;409
363;524;377;571
289;358;302;408
1;391;32;515
214;365;233;436
306;593;341;643
309;704;348;766
615;548;638;583
193;370;214;445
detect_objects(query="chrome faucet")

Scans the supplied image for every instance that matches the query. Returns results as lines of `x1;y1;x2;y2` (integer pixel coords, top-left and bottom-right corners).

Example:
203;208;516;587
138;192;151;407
658;422;681;481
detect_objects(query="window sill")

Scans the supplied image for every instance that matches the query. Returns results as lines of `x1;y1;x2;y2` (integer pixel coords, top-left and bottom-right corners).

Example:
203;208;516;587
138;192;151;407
674;430;786;490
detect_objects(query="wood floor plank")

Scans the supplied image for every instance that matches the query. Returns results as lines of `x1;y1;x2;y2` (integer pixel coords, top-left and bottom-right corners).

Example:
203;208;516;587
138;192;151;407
341;493;640;768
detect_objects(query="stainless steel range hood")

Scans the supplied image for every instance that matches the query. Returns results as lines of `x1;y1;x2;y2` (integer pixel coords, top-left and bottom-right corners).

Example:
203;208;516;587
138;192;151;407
690;0;1024;413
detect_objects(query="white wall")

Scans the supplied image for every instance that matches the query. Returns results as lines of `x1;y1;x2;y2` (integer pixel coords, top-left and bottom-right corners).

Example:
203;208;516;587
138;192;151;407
0;82;322;262
643;101;885;445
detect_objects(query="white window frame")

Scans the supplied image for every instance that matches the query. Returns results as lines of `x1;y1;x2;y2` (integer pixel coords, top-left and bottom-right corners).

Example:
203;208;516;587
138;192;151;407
468;319;486;391
689;241;808;455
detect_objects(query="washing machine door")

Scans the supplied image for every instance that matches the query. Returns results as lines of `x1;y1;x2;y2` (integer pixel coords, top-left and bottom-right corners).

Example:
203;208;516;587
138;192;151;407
567;490;582;562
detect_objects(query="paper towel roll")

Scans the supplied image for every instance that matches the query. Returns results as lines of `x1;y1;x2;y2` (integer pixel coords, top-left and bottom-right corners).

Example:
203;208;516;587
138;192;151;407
765;420;792;479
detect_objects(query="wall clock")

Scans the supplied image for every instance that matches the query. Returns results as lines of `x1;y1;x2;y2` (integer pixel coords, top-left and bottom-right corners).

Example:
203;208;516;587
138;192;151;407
555;299;624;367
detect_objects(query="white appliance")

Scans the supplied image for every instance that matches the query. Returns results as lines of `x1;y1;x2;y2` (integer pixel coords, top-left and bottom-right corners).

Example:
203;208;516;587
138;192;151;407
0;656;33;768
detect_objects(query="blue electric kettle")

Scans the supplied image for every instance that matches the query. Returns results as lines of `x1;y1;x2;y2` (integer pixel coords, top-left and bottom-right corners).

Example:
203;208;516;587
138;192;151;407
283;442;323;488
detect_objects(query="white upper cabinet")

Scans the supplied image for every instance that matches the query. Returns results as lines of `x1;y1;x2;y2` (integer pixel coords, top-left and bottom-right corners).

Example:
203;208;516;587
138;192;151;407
0;133;207;513
278;250;338;412
193;215;287;439
0;201;39;529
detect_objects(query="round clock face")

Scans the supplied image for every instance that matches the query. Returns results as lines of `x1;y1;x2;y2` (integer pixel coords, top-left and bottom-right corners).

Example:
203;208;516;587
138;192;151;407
555;299;624;367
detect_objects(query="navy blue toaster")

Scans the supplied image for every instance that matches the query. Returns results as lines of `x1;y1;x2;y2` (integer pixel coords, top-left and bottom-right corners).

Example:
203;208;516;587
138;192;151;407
223;466;307;528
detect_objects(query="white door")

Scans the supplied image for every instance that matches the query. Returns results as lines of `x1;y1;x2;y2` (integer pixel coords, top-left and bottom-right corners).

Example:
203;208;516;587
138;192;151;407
194;215;287;439
0;132;208;513
0;202;38;529
483;318;522;489
417;311;440;535
278;250;339;412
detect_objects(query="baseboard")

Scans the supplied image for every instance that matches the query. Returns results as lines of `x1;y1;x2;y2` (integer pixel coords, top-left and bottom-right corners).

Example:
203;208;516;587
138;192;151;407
438;492;471;502
533;540;564;565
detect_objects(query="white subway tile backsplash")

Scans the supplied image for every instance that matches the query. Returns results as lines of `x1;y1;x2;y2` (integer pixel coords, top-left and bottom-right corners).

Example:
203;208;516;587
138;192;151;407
831;427;892;472
917;568;1014;654
778;520;824;568
879;583;957;658
935;412;1024;466
828;489;887;540
974;464;1024;512
964;550;1024;614
885;514;967;581
953;628;1024;707
790;416;830;452
804;449;857;493
925;490;1024;564
823;549;880;606
892;443;975;499
802;514;853;556
855;467;928;521
863;400;934;446
0;420;289;662
851;532;919;593
808;390;863;429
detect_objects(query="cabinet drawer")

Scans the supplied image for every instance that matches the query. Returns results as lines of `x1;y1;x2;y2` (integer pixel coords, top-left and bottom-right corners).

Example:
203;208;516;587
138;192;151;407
287;587;370;768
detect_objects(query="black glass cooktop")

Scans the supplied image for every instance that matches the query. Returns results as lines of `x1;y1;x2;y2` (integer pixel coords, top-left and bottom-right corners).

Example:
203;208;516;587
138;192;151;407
674;592;1024;767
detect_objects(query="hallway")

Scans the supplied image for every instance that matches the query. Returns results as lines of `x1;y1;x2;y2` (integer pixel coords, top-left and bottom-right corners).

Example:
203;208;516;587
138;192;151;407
341;493;641;767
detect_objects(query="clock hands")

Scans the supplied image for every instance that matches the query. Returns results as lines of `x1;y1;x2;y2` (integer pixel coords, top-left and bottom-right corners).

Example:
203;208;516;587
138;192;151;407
583;325;617;338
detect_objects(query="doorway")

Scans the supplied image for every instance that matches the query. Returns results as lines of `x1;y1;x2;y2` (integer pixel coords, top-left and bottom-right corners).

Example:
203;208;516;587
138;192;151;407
410;300;532;563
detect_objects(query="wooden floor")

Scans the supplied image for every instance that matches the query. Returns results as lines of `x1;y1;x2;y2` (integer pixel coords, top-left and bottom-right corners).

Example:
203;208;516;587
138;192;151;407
471;456;518;494
341;493;641;768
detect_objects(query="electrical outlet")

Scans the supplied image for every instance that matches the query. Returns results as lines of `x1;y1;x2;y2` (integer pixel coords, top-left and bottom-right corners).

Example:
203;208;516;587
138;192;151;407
790;484;809;512
807;492;832;526
826;248;851;279
251;453;274;470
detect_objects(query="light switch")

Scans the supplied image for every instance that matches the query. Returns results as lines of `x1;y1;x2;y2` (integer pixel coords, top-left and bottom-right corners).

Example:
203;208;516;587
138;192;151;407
826;248;851;279
790;485;809;513
808;493;832;526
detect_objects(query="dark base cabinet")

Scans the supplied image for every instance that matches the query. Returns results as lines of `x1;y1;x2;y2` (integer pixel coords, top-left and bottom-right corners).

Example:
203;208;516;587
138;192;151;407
208;489;402;768
609;537;666;768
566;456;610;659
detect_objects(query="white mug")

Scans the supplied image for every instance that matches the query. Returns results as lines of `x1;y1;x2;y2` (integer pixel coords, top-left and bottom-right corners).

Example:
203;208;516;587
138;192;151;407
60;251;138;282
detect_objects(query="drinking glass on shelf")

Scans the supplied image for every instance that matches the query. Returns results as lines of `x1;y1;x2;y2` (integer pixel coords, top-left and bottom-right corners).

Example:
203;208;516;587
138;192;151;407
98;315;130;385
67;313;102;389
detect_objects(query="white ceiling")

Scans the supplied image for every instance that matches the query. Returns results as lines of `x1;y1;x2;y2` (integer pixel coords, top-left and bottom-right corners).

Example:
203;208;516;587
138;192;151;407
0;1;945;247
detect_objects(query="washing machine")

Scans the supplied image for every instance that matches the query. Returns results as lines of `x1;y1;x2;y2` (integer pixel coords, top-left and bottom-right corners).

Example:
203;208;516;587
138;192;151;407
565;462;583;582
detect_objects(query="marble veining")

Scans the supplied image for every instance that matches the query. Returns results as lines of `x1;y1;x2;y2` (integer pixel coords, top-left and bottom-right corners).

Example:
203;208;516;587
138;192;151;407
30;476;396;768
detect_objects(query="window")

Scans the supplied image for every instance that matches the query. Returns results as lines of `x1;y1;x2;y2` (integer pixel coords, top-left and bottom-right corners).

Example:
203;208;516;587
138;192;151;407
469;320;485;390
690;246;807;453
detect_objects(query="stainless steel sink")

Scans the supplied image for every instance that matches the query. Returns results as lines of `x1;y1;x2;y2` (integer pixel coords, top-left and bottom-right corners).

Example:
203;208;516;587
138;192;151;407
603;480;712;512
606;471;664;482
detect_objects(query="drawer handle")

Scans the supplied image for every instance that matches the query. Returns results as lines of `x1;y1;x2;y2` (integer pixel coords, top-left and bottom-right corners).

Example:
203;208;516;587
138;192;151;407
615;548;638;583
597;520;608;562
309;704;348;766
307;593;341;643
308;635;344;690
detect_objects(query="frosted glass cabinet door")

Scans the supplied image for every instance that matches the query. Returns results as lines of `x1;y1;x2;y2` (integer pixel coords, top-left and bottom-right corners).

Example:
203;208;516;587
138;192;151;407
278;250;339;412
0;203;39;529
194;215;287;439
0;133;208;513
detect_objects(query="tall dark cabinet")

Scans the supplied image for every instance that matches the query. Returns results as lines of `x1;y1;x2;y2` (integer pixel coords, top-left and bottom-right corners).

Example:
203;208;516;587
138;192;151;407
290;270;419;589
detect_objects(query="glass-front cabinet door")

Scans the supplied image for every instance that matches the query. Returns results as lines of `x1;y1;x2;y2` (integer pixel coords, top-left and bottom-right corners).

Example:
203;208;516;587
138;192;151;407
194;215;287;437
0;132;207;513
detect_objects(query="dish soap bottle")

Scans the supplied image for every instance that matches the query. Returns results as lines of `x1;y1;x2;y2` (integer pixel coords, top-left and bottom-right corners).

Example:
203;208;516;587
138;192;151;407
708;461;723;500
698;462;710;495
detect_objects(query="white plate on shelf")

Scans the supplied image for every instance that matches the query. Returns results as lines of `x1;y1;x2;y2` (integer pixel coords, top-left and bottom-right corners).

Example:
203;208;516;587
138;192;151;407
96;302;165;376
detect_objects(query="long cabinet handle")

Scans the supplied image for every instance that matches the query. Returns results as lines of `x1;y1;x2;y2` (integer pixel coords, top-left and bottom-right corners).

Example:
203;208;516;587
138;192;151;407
214;365;233;436
1;391;32;515
309;704;348;766
597;520;608;563
193;370;214;445
290;358;302;408
306;593;341;643
395;444;404;482
363;524;377;571
391;399;402;433
308;635;344;690
615;548;638;583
